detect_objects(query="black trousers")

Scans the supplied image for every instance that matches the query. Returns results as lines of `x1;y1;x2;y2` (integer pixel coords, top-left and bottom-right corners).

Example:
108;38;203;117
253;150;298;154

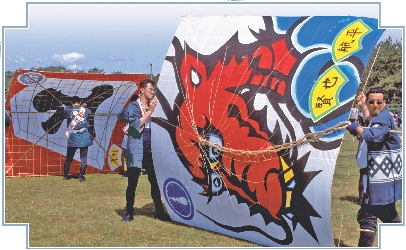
357;202;401;231
125;152;165;216
64;146;88;178
357;202;400;247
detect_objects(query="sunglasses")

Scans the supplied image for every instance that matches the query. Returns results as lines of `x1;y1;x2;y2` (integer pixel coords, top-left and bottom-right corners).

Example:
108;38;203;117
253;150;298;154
368;100;383;105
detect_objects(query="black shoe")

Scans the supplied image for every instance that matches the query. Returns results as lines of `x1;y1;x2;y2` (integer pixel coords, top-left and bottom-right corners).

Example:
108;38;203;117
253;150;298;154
155;213;171;221
78;176;86;182
63;176;68;180
121;214;134;223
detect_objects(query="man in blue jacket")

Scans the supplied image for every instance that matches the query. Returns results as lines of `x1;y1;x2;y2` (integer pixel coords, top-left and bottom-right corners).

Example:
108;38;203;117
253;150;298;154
118;79;170;223
347;87;402;247
62;96;93;182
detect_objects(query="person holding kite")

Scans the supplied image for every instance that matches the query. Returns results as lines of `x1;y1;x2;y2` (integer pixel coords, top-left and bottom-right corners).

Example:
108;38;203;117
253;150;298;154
346;87;402;247
61;96;93;182
117;79;170;223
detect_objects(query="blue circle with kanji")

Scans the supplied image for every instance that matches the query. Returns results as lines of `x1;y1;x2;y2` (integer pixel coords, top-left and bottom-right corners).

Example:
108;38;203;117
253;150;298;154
17;72;46;85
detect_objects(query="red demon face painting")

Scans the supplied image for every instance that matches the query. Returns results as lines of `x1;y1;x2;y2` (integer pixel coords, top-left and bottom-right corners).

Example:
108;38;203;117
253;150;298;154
152;16;384;247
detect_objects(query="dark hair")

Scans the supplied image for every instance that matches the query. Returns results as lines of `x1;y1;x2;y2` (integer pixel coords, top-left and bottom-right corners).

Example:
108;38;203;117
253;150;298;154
71;96;81;104
140;79;156;89
130;94;139;102
366;87;387;101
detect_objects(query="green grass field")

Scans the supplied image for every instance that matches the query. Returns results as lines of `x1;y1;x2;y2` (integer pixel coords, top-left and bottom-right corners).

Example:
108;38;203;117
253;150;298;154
4;131;402;247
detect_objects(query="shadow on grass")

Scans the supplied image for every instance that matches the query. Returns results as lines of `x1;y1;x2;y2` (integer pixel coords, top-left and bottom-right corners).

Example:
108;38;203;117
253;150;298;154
114;203;175;222
340;195;360;204
334;238;352;247
63;174;83;181
115;203;155;218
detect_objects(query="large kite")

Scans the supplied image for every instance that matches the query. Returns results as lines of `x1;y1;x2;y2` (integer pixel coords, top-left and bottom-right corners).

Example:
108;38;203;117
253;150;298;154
4;15;385;247
5;70;148;176
152;16;384;247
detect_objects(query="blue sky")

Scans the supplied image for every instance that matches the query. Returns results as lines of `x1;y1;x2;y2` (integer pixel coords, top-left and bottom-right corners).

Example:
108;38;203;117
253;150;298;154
0;1;405;250
1;1;403;75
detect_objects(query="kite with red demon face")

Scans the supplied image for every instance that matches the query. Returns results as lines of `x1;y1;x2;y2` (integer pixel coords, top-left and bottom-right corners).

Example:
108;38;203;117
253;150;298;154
153;16;384;247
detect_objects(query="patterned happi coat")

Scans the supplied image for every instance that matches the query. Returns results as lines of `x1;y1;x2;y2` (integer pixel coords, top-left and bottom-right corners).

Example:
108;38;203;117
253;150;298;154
361;106;402;205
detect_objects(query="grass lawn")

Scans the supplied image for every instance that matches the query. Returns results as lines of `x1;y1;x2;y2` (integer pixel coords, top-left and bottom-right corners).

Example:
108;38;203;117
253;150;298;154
4;131;402;247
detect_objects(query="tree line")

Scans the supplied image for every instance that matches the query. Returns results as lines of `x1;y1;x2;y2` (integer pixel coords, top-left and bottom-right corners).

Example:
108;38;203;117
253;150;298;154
360;36;402;109
4;37;402;107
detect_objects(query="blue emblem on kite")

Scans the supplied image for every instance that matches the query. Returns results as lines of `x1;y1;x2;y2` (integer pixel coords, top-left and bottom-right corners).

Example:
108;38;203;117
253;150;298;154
17;72;46;85
163;178;194;220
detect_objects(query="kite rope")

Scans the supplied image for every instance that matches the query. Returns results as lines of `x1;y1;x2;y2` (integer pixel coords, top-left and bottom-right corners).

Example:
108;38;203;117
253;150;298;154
360;45;381;94
6;119;64;174
16;68;64;105
199;121;350;155
336;43;382;247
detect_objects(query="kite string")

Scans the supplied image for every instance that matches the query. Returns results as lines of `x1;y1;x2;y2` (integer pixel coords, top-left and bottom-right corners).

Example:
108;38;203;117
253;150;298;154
214;46;263;136
215;47;295;142
361;45;381;94
200;120;350;156
335;132;360;247
6;119;64;174
335;43;382;246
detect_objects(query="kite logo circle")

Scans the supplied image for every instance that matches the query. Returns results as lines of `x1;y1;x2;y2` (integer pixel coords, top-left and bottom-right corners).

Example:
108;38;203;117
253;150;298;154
210;172;223;193
163;178;194;220
17;72;46;85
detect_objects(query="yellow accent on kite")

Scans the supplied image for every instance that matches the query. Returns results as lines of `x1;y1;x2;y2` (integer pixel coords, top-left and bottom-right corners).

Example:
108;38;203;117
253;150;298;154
286;190;292;208
281;156;293;183
309;65;348;121
281;157;293;208
210;161;218;170
108;144;122;170
332;19;372;63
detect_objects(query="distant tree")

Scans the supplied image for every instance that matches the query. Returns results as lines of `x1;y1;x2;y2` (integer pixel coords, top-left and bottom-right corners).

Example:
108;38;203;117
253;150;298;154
152;73;160;85
32;66;69;72
360;36;402;105
88;67;104;73
112;71;123;74
4;70;14;99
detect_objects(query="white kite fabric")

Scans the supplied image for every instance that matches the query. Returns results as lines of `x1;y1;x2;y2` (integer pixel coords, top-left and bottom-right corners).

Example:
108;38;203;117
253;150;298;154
152;16;384;247
5;70;148;177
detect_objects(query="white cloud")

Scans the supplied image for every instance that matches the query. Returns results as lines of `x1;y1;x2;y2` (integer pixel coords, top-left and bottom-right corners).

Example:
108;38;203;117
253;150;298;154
52;52;86;64
7;55;26;63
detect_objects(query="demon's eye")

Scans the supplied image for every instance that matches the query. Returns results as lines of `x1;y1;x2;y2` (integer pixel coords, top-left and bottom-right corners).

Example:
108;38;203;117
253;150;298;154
209;133;222;159
191;68;201;86
211;172;223;193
